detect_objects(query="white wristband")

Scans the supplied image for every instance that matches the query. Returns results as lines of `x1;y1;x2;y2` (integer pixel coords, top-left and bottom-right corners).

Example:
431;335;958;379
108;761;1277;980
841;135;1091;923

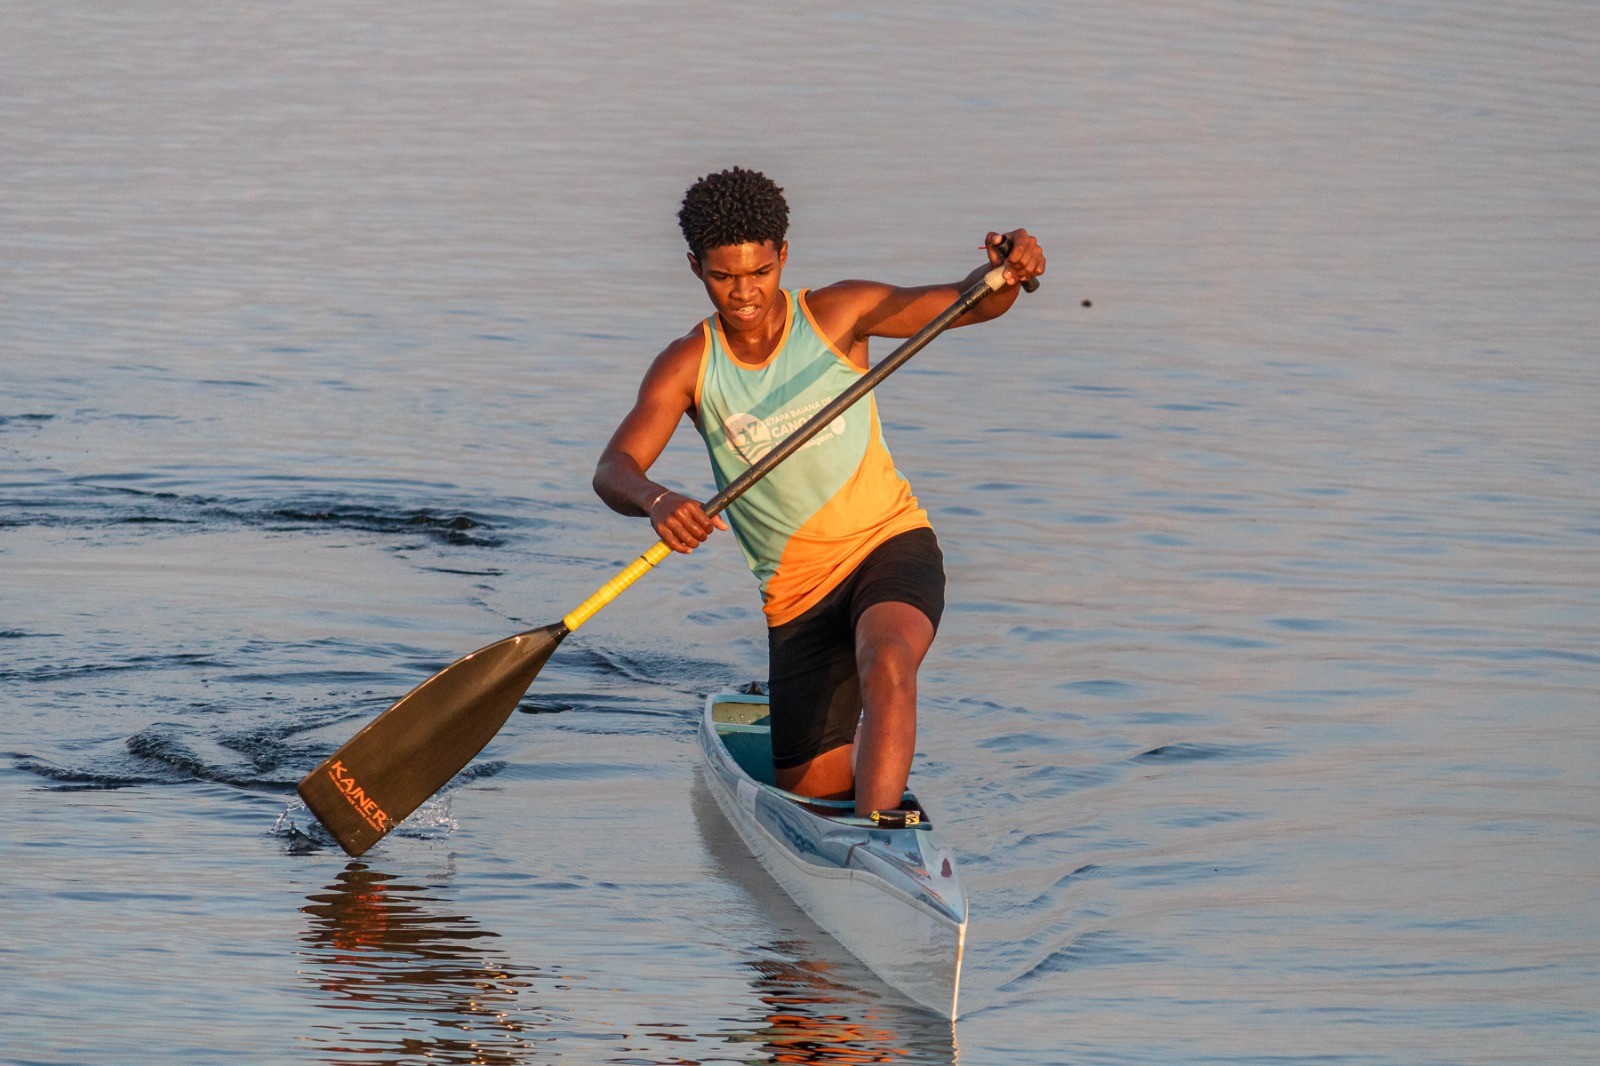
646;489;671;512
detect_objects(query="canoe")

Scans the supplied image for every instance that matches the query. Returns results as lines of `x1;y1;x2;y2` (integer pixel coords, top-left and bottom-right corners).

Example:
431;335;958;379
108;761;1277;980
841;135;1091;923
698;690;969;1018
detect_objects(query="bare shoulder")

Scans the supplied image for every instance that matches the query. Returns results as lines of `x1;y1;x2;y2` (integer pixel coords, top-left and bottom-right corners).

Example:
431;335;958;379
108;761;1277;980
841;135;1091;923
803;279;896;355
599;322;709;469
804;279;896;327
640;320;710;398
805;277;964;346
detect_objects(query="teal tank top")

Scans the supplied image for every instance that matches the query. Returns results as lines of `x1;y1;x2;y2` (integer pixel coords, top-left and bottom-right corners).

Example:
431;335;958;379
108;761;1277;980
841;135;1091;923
693;290;929;625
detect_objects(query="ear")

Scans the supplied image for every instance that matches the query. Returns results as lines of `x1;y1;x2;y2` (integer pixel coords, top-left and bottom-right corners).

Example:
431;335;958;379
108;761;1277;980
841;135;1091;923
687;252;703;279
778;241;788;266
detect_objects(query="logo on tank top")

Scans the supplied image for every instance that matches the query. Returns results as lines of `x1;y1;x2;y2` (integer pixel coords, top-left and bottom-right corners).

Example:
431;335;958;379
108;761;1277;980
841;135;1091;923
723;406;847;465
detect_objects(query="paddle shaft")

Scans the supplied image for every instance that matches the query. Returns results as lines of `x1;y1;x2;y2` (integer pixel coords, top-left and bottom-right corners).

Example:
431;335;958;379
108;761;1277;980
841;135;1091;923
561;258;1024;631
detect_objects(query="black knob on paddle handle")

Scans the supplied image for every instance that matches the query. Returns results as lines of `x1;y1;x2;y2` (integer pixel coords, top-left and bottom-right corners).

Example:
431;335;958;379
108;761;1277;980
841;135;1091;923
992;235;1041;293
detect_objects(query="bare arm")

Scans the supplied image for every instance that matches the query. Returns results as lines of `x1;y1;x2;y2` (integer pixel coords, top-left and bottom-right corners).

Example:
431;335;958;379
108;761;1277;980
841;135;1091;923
592;329;728;553
806;229;1046;363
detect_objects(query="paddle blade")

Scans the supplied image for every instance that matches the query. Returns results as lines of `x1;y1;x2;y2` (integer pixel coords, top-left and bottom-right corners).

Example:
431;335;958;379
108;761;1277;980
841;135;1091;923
298;623;569;856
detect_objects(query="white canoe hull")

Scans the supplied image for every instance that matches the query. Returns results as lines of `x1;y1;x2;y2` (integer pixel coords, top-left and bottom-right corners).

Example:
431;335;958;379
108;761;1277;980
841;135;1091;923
699;692;968;1018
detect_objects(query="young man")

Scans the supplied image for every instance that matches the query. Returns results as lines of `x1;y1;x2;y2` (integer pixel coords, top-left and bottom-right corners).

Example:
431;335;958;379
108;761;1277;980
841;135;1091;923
593;167;1044;817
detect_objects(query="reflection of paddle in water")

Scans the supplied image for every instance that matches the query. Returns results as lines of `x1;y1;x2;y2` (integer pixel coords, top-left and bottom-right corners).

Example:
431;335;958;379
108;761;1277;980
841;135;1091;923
298;862;556;1064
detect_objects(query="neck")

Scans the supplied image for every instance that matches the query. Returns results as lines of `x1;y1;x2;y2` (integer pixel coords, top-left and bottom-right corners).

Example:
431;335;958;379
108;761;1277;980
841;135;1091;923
719;294;788;365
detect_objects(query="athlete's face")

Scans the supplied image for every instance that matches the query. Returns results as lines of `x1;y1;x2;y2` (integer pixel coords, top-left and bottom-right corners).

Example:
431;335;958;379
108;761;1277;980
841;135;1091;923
690;240;788;335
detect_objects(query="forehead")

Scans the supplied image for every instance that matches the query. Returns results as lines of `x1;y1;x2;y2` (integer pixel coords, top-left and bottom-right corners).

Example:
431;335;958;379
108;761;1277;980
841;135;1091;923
698;241;783;275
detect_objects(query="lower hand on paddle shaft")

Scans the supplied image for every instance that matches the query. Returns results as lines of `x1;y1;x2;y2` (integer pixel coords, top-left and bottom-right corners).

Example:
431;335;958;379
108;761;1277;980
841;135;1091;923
646;489;727;555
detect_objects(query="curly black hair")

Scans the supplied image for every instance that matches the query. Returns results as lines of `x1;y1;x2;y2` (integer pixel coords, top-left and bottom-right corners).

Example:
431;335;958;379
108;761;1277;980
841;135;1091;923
677;167;789;260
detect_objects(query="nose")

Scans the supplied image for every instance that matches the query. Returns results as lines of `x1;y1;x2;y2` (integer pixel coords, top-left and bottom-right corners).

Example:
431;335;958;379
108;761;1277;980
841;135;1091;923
729;274;756;302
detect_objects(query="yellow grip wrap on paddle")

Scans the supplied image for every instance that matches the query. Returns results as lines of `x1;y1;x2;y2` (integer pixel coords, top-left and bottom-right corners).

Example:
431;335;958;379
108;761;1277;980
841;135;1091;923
561;541;673;632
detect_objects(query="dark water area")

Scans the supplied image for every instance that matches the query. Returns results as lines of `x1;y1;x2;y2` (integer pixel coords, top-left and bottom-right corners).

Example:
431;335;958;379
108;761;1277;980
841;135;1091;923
4;2;1598;1063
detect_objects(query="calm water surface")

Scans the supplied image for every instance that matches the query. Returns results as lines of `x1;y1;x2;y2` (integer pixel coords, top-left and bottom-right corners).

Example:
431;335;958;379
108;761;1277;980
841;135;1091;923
4;3;1597;1063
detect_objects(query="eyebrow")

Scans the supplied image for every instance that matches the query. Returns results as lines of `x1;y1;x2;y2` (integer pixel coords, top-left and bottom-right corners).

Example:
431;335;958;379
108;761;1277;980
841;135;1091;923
707;264;775;279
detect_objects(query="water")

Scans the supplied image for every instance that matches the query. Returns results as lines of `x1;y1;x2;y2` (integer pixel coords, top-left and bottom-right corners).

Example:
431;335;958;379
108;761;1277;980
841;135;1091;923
3;2;1597;1062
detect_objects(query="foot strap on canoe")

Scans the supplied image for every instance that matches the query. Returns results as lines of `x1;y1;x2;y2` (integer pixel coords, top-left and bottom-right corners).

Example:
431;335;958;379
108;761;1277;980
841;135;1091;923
870;809;921;829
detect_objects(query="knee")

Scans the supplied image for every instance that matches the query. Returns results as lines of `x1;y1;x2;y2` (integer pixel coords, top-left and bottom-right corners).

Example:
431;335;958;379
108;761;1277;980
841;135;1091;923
858;635;921;692
855;602;934;694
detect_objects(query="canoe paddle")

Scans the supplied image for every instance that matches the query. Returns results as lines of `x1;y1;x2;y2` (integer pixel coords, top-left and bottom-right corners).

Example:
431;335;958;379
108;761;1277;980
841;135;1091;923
297;247;1037;856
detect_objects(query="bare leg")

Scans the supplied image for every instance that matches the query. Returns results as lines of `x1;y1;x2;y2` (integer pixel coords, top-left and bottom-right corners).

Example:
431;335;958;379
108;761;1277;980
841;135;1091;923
851;601;935;816
774;743;854;800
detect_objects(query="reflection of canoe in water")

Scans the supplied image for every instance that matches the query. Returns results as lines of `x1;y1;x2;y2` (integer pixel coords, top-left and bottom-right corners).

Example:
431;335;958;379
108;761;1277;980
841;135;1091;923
699;691;969;1018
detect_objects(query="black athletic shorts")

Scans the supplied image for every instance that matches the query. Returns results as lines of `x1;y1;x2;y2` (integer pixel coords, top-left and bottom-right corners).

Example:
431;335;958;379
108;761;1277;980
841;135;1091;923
767;527;945;769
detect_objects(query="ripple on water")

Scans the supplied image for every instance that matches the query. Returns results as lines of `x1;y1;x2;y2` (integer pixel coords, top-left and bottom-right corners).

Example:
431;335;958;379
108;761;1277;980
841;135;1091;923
1003;930;1175;988
60;484;518;548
